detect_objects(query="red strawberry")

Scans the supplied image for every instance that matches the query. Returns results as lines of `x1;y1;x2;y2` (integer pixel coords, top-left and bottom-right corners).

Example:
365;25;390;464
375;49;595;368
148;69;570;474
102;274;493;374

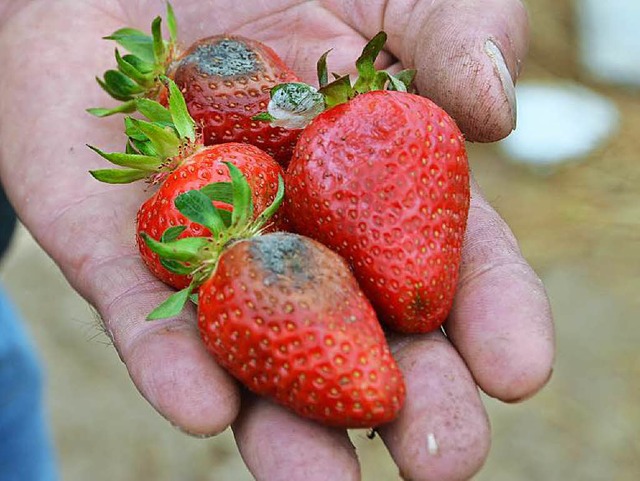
141;170;405;428
170;35;301;166
137;143;283;289
90;4;301;166
262;33;470;333
198;232;405;427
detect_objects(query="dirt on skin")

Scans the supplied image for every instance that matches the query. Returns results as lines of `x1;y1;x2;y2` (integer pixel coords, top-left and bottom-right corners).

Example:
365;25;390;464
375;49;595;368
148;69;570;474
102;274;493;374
1;0;639;479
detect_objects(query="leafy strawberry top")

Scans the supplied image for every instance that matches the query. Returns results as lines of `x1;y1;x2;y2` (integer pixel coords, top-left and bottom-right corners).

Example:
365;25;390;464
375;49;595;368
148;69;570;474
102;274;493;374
255;31;416;130
88;2;179;118
88;77;200;184
142;162;285;320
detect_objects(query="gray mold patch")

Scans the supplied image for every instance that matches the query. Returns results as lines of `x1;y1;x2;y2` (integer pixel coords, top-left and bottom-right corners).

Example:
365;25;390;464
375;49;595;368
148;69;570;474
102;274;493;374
250;233;311;285
183;39;262;77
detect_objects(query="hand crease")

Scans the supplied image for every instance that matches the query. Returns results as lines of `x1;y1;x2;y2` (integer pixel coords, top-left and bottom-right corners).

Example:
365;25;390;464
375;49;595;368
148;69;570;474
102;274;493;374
76;252;149;308
40;189;118;238
457;257;530;290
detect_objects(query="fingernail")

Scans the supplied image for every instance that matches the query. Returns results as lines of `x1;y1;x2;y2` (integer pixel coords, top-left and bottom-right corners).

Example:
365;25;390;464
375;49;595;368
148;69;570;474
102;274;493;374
484;39;517;130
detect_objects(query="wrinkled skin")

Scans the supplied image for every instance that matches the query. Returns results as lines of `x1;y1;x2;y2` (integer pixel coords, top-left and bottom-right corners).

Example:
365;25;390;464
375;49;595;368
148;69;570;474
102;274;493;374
0;1;553;480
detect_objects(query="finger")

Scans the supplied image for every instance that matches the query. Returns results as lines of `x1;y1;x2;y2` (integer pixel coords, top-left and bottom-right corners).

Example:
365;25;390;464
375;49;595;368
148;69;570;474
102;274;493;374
444;179;555;402
378;331;490;481
83;249;241;436
233;395;360;481
328;0;529;142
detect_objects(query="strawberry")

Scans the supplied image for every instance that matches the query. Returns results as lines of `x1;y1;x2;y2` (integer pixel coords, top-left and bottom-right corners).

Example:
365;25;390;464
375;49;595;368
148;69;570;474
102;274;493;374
89;3;301;166
170;35;301;166
137;143;283;289
142;168;405;428
88;79;284;289
198;232;405;427
259;32;470;333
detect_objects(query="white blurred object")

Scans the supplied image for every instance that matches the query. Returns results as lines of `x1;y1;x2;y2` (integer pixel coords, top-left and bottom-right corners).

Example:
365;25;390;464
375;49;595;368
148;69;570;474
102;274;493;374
499;82;619;171
577;0;640;86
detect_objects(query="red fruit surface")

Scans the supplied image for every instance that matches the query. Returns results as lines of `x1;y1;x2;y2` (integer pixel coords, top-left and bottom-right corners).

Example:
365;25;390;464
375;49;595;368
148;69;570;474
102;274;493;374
198;232;405;428
285;90;470;333
171;35;301;167
136;143;283;289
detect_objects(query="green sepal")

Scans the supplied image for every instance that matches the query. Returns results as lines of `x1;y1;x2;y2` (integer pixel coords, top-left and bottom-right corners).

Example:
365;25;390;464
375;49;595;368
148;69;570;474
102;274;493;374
389;69;417;92
157;227;192;276
353;31;388;93
255;174;285;226
316;49;332;88
160;259;194;275
87;145;160;171
87;99;137;118
136;98;173;123
189;293;199;305
141;233;209;262
166;2;178;45
124;117;148;141
89;168;148;184
174;190;226;235
147;285;194;320
165;77;196;142
319;74;354;108
386;73;406;92
225;162;253;228
131;138;158;157
115;49;155;87
122;54;155;74
104;28;155;64
96;76;132;102
200;182;233;205
252;112;275;122
218;209;232;227
151;16;167;65
125;141;138;155
161;225;187;242
129;118;181;159
101;69;147;99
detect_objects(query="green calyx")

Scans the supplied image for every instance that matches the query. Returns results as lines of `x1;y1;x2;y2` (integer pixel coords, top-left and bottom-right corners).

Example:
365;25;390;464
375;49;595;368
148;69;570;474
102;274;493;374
144;161;285;320
320;31;416;103
88;2;179;117
88;77;198;184
255;31;416;129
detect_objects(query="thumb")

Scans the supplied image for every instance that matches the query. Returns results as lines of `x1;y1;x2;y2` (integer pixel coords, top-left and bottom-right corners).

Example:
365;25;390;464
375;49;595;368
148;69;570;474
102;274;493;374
334;0;529;142
394;0;528;142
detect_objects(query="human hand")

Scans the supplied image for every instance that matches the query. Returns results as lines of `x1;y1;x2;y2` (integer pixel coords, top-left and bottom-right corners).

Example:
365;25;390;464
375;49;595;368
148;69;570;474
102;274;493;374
0;1;553;480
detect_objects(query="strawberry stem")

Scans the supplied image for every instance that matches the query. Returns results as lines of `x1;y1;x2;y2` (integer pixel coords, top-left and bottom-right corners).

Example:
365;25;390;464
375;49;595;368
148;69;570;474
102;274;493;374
88;78;202;185
255;31;417;130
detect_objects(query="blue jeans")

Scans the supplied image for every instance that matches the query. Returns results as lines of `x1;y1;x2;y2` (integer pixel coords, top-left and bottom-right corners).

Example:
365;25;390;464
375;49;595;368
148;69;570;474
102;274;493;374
0;288;58;481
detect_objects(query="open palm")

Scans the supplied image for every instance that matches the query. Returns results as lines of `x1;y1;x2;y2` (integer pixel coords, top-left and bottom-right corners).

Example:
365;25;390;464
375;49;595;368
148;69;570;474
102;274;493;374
0;1;553;480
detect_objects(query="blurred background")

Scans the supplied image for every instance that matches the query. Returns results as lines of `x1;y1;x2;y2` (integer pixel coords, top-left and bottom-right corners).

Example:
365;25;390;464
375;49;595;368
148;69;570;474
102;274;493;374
1;0;639;479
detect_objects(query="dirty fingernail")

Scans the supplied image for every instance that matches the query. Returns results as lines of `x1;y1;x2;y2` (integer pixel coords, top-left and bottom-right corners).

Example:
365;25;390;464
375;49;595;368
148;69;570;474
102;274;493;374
485;39;517;130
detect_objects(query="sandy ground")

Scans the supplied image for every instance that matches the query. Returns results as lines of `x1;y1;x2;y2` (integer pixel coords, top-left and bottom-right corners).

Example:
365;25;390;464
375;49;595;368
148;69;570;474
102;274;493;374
2;1;639;479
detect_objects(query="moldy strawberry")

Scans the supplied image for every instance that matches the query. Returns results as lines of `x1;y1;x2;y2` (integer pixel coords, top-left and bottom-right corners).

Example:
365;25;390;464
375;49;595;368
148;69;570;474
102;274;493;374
89;3;301;166
259;32;471;333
